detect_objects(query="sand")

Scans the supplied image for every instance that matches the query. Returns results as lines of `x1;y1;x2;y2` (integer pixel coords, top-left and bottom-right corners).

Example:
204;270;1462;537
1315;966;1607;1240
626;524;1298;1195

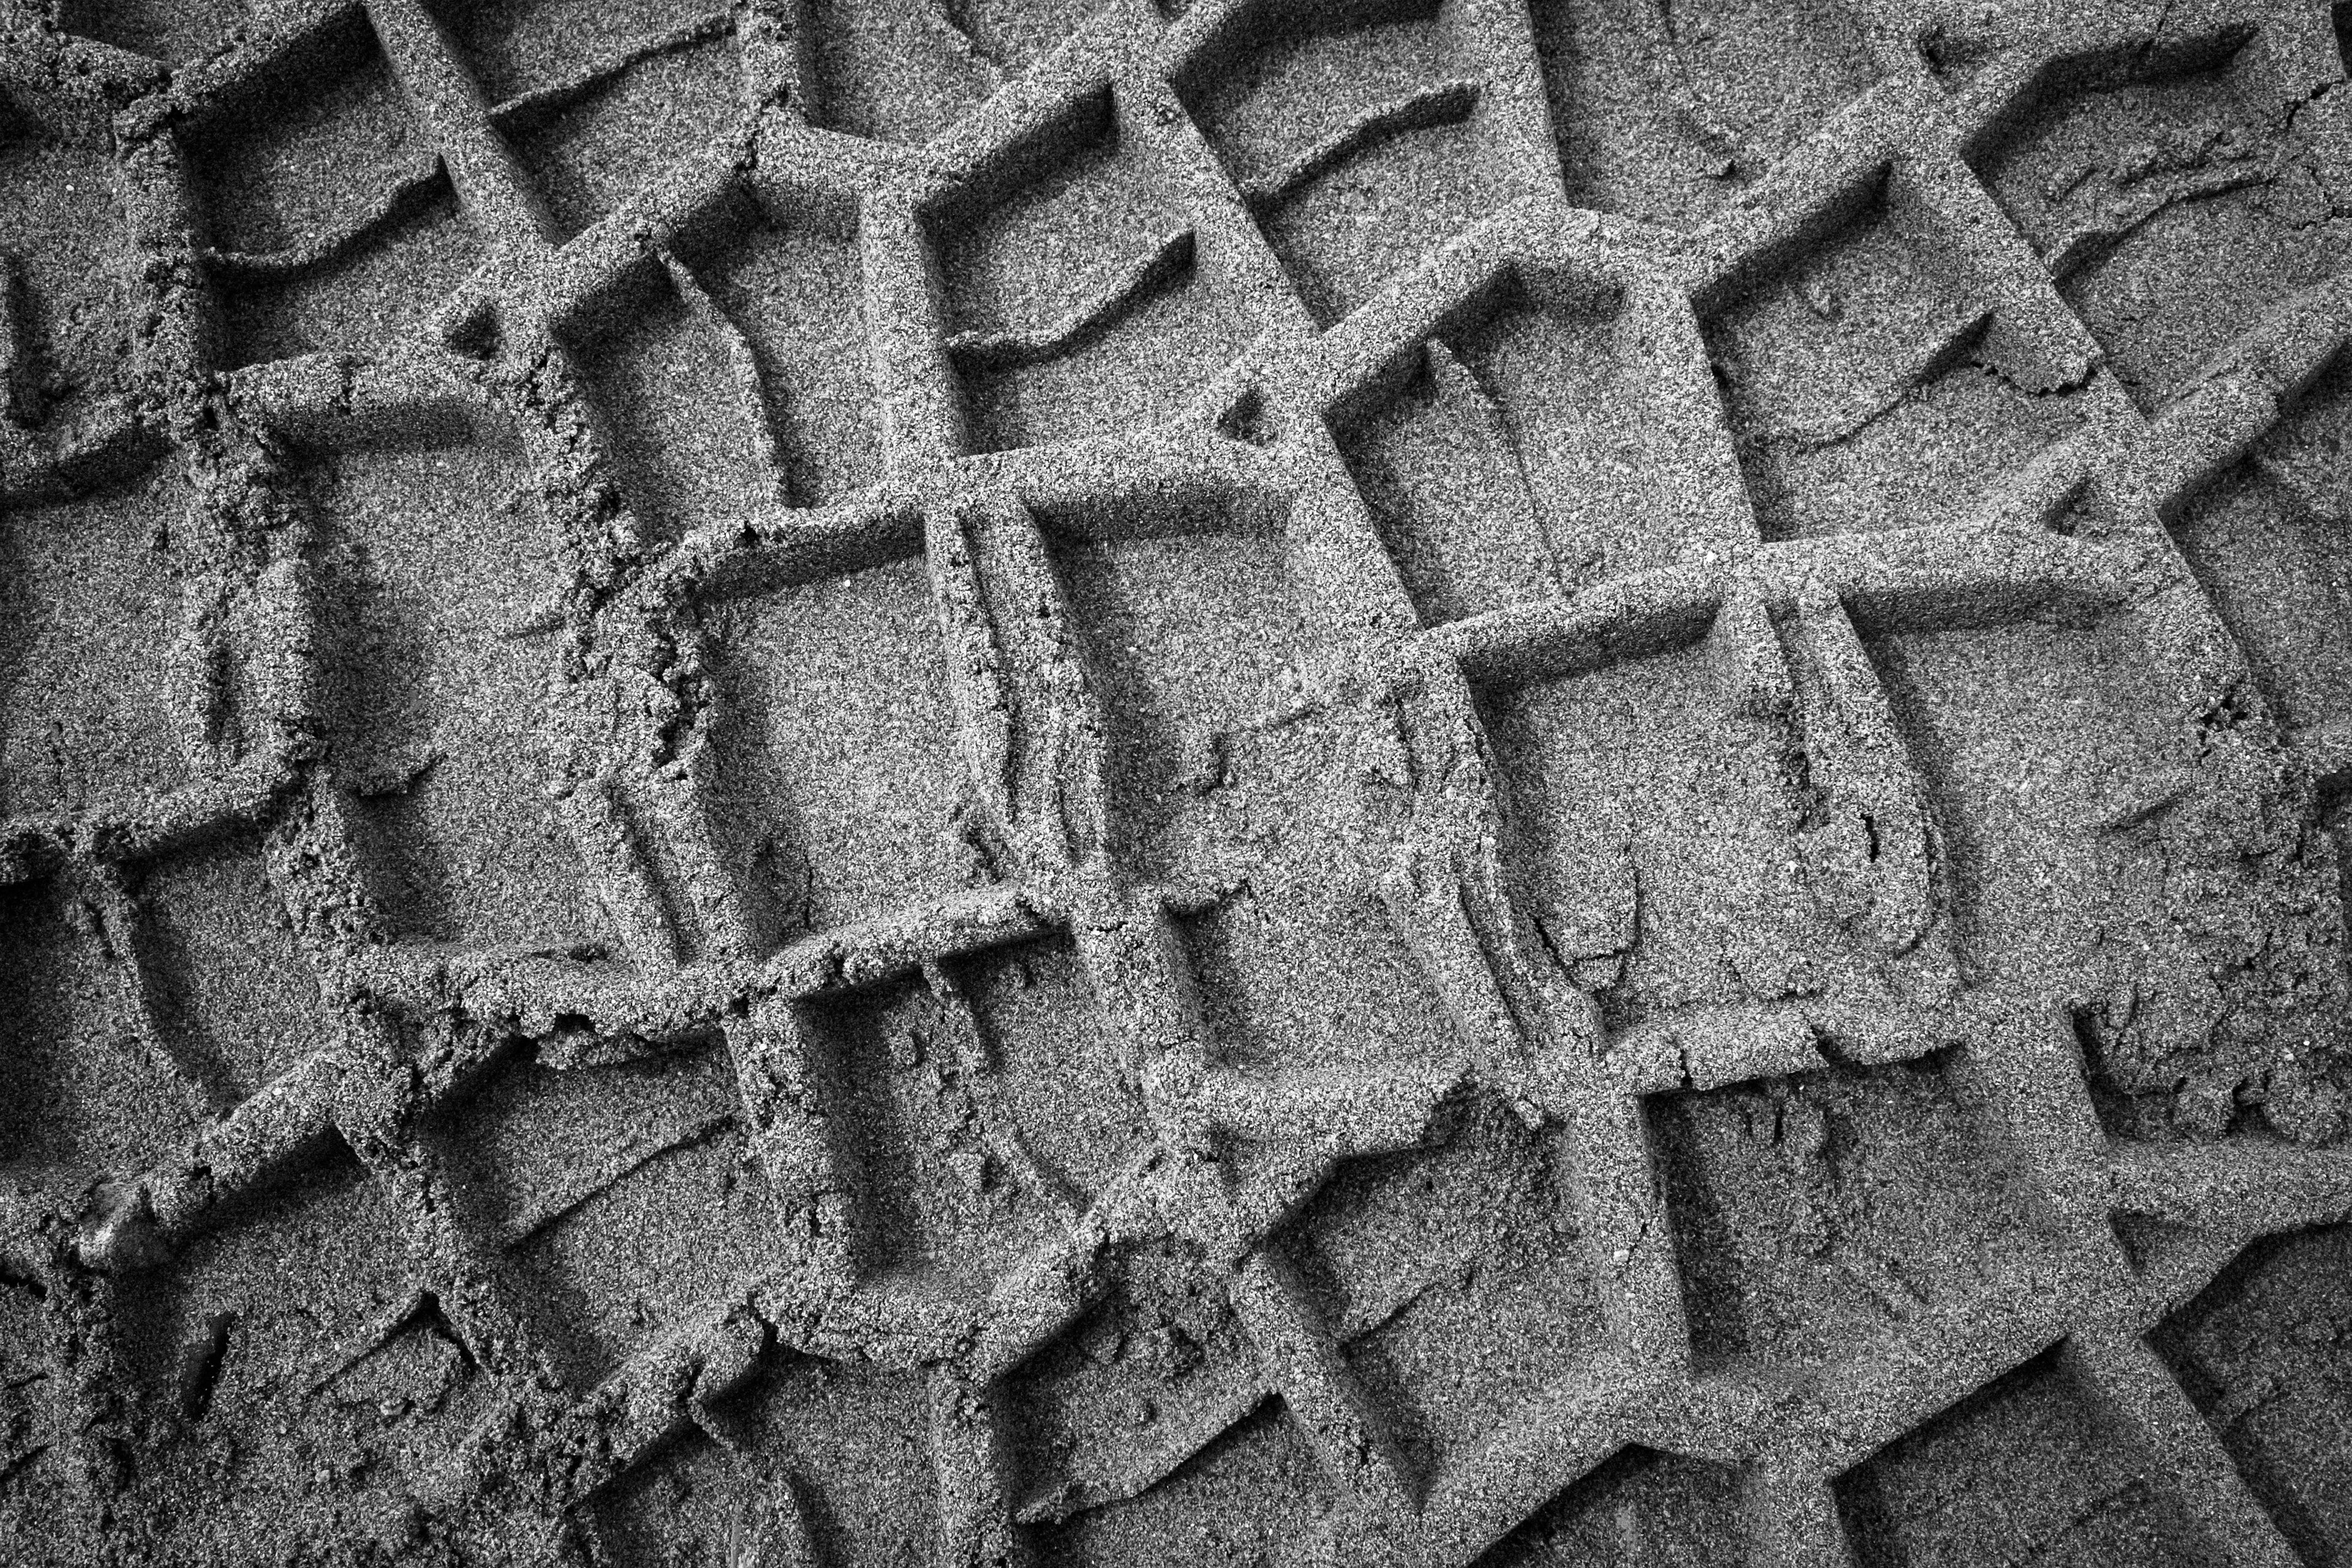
0;0;2350;1564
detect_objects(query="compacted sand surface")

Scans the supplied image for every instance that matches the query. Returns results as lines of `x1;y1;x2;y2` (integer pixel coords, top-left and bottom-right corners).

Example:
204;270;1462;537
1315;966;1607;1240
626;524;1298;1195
2;1;2352;1564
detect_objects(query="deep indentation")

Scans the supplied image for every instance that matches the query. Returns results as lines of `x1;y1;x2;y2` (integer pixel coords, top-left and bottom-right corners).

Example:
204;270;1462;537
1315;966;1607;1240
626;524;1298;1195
1532;0;1877;228
1285;1093;1607;1477
799;962;1065;1287
942;97;1255;450
113;1145;439;1564
601;1361;936;1568
1485;641;1830;1035
1654;1054;2065;1367
2170;350;2352;736
2152;1224;2352;1564
0;464;197;816
1865;621;2231;1120
1007;1237;1261;1523
1476;1445;1749;1567
964;939;1152;1200
1052;518;1306;884
1179;0;1516;323
437;0;742;236
219;190;483;369
0;108;135;424
186;19;482;366
1705;182;2078;539
187;19;421;257
0;878;201;1182
1975;43;2352;410
431;0;724;100
137;837;336;1106
574;263;783;537
811;0;999;143
1340;279;1735;621
701;222;885;504
309;442;602;948
58;0;251;65
1838;1347;2207;1568
946;0;1103;72
1032;1400;1328;1568
578;220;879;532
434;1040;766;1386
1865;618;2182;983
1179;880;1452;1081
703;554;970;939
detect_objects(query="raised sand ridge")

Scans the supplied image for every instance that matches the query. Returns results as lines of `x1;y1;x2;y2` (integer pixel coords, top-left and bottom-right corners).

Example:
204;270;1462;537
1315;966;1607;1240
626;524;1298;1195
3;1;2352;1564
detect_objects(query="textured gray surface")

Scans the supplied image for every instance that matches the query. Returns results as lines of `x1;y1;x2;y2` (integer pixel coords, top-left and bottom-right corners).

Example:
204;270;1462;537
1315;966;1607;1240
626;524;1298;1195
1;0;2351;1564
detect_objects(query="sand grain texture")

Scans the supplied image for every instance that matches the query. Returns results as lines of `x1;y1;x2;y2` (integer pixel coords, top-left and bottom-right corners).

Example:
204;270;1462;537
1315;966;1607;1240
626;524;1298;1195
1;0;2351;1564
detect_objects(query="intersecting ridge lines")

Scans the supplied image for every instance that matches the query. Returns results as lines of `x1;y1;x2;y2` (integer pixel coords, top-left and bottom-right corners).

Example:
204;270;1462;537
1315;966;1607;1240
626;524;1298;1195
0;0;2348;1565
